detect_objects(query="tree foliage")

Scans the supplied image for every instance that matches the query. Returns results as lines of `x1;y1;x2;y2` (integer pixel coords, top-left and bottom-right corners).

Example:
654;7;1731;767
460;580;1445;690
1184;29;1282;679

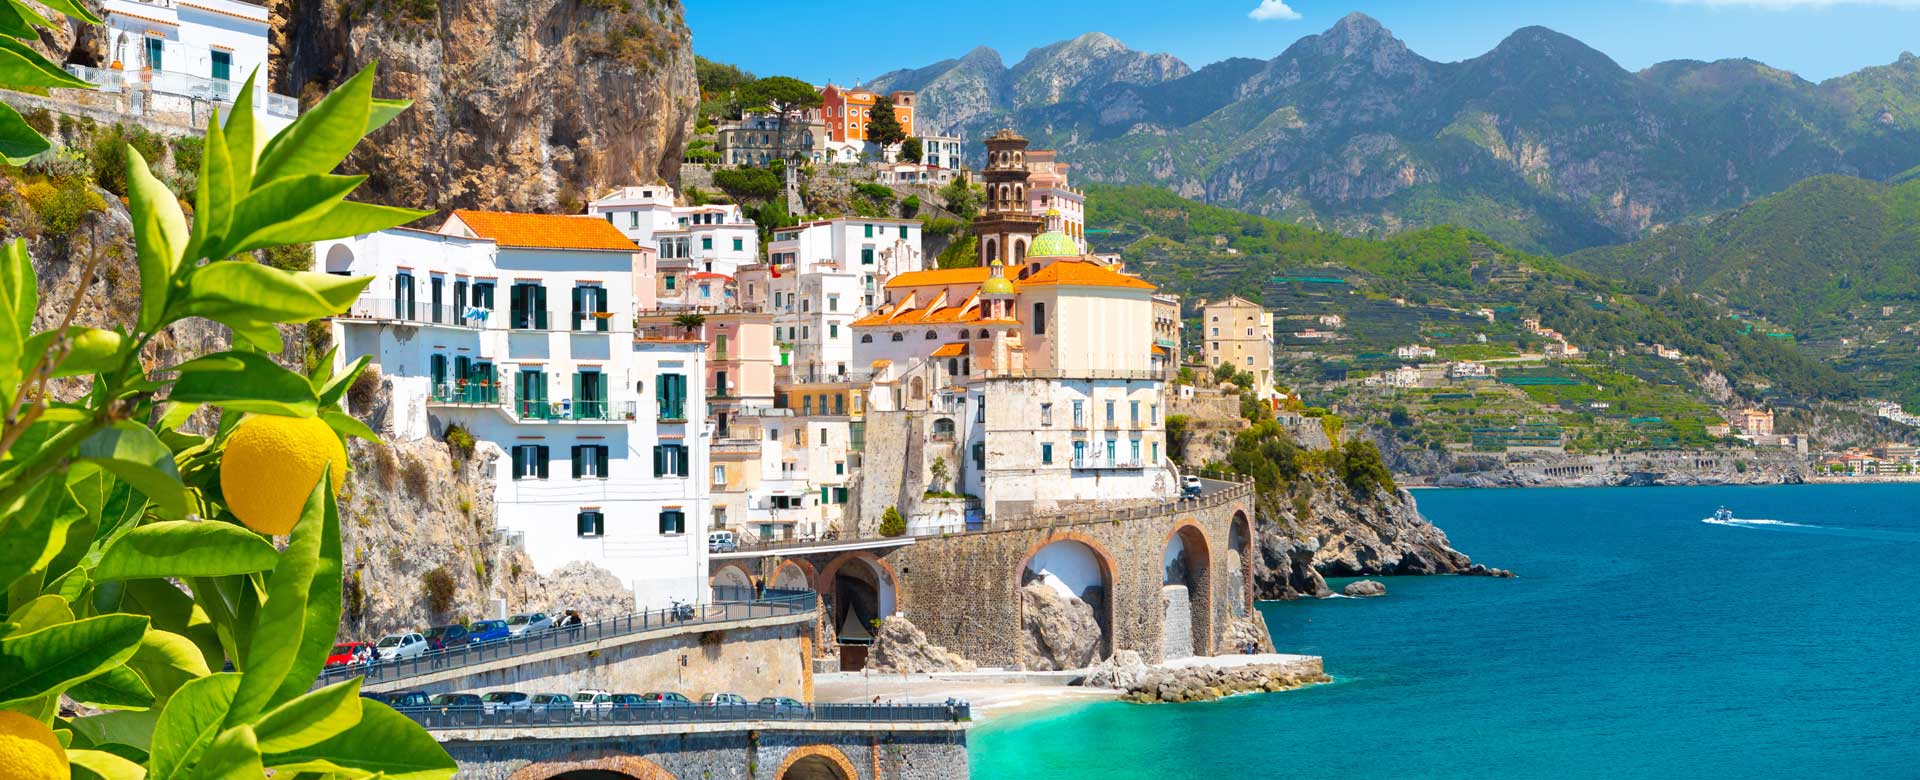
0;7;454;774
899;137;923;163
868;96;905;148
878;506;906;537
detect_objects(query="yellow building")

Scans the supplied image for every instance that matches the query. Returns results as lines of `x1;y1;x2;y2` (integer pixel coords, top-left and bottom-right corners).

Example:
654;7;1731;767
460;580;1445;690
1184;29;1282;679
1200;295;1274;391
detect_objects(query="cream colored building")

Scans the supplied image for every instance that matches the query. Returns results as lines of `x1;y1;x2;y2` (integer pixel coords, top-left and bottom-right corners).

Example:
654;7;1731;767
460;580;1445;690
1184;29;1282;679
1201;295;1274;391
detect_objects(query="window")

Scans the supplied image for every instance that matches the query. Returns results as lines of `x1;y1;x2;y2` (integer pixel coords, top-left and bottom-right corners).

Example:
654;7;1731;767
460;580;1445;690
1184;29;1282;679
1211;327;1219;336
1131;439;1141;465
514;369;547;417
860;334;873;343
571;445;610;478
453;279;468;313
509;282;548;329
1131;400;1141;426
652;444;690;477
829;323;839;339
926;331;938;340
144;37;162;70
656;373;687;420
629;212;639;228
835;461;845;475
977;397;986;422
1106;438;1117;464
572;285;609;331
664;275;677;291
1152;441;1160;463
1151;404;1159;425
834;487;849;504
891;332;904;342
828;294;840;312
712;465;727;485
210;50;230;82
394;271;415;319
511;445;549;479
861;247;874;265
702;237;713;251
658;509;686;535
733;237;744;252
471;281;495;310
864;224;874;238
972;442;985;469
1072;440;1085;465
1072;400;1084;427
575;510;604;538
1041;403;1053;426
1042;442;1054;464
1032;302;1046;335
899;225;909;239
1105;401;1116;427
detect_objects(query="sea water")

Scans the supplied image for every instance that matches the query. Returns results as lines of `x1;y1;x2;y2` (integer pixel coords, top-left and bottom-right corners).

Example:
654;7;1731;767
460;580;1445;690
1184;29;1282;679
970;484;1920;779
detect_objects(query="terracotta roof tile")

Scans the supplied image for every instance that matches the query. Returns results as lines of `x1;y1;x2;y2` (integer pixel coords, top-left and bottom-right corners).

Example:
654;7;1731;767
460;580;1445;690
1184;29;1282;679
1019;260;1155;290
884;266;992;289
450;210;640;252
929;342;969;357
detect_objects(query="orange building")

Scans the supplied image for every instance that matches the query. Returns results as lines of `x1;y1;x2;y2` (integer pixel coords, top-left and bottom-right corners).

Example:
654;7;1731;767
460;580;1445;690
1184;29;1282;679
821;85;915;143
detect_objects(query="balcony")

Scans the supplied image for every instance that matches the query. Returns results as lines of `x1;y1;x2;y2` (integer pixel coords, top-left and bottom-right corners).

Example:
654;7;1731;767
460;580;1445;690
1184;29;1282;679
511;399;637;422
64;64;299;119
1070;457;1147;470
429;381;501;406
339;297;489;328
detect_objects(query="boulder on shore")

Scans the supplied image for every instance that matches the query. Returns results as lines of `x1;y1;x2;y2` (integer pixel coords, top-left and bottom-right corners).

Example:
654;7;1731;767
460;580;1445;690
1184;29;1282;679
1220;613;1277;654
1343;580;1387;598
867;616;975;673
1081;650;1149;689
1019;581;1103;670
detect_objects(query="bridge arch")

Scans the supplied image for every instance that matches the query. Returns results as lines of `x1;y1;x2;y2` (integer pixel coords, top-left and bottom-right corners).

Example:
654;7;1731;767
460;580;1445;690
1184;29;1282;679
1161;519;1214;660
777;745;858;780
771;558;816;591
1228;510;1254;618
819;551;901;667
710;561;756;600
1015;531;1117;669
508;754;676;780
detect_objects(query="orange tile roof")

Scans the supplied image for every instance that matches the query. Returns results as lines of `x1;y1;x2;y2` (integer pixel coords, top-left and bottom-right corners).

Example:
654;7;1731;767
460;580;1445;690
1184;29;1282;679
929;342;969;358
450;210;640;252
1020;260;1155;290
884;266;992;289
1152;345;1170;356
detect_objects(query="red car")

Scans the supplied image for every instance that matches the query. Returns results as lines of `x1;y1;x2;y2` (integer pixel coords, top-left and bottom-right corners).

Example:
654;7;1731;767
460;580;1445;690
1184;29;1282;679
325;641;372;668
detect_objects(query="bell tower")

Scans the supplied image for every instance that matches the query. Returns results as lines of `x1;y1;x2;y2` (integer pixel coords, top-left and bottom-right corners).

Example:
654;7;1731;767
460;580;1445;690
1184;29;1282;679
969;129;1044;267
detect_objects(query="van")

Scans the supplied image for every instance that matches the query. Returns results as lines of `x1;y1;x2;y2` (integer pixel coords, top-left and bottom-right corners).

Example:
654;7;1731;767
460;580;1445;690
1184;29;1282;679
707;530;738;553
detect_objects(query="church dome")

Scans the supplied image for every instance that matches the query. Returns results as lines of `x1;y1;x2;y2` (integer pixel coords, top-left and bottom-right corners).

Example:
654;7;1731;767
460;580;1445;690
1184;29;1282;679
1026;229;1079;259
981;259;1015;296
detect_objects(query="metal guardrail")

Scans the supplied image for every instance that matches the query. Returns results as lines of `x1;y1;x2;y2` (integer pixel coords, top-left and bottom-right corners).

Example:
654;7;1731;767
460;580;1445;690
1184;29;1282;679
395;701;970;730
318;590;816;687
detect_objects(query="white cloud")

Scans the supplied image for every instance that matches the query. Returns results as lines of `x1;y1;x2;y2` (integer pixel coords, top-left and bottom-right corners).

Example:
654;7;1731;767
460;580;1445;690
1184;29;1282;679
1662;0;1920;7
1248;0;1303;21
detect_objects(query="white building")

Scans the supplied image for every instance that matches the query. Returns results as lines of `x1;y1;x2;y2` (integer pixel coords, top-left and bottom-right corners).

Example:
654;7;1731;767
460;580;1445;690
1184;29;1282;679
69;0;301;134
917;135;964;170
766;217;924;381
1394;344;1437;361
319;210;710;610
587;186;759;308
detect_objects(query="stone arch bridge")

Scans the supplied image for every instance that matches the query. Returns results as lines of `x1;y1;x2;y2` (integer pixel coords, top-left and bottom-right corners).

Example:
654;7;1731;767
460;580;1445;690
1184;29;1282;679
711;478;1257;669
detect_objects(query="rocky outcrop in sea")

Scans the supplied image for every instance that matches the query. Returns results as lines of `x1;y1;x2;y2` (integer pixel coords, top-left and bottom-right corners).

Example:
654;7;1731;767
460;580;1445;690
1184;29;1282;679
1085;653;1330;704
1255;472;1480;600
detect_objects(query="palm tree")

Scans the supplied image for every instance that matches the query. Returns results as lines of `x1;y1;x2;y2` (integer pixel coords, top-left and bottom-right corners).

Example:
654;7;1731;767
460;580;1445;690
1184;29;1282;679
673;312;708;338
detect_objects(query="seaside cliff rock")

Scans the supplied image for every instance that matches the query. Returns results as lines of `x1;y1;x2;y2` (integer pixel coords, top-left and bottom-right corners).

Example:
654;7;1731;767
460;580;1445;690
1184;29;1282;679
1019;581;1105;670
1255;472;1477;600
1343;580;1387;597
1221;613;1278;654
275;0;698;212
1120;657;1330;704
868;616;977;674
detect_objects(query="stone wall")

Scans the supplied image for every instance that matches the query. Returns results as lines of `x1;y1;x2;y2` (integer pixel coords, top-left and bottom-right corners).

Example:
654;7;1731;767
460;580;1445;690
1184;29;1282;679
739;484;1255;669
363;615;813;703
444;727;968;780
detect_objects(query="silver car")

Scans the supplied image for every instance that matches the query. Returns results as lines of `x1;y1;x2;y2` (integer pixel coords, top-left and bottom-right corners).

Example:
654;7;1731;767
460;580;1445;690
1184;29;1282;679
374;631;428;660
506;612;553;636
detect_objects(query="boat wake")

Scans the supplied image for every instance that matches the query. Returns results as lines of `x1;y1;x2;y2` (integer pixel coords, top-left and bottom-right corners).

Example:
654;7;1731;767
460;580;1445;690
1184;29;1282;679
1701;516;1920;543
1701;516;1814;529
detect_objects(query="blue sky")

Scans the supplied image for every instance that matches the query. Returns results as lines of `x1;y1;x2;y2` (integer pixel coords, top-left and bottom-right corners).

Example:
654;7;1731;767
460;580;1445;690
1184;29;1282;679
687;0;1919;85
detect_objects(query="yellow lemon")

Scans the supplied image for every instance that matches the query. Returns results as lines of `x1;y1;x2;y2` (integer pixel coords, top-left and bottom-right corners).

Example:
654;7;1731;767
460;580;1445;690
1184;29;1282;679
220;414;348;535
0;710;66;780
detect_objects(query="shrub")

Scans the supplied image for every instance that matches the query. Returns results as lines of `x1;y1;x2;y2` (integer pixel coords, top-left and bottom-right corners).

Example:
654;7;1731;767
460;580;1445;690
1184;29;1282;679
170;135;203;175
444;423;476;459
1339;439;1396;496
21;177;106;236
714;163;782;201
422;565;457;615
373;443;400;490
88;123;167;195
344;569;366;625
853;181;894;201
21;107;53;136
347;364;383;412
878;506;906;537
259;242;312;272
900;194;921;217
401;454;431;494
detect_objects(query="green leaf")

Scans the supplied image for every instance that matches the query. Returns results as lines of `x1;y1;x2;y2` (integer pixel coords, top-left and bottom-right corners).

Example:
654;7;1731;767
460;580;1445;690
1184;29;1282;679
94;521;280;581
0;613;149;706
313;354;364;409
169;351;319;417
156;402;202;432
21;326;125;378
146;672;238;780
205;172;359;260
8;593;73;633
226;470;333;724
319;410;377;443
194;725;263;779
0;238;36;392
119;580;221;675
125;630;211;703
69;748;148;780
262;701;456;780
0;36;91;88
182;260;370;329
270;468;342;709
235;198;431;256
0;2;47;40
367;97;411;134
127;146;187;331
31;0;104;25
254;64;374;185
252;677;362;753
67;664;154;709
0;99;50;165
76;423;189;518
68;709;160;754
224;70;260;199
186;110;233;265
0;478;81;592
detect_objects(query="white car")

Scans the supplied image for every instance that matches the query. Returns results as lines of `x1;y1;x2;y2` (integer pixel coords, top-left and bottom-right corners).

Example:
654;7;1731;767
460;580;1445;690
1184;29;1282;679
374;632;428;660
572;689;612;714
506;612;553;637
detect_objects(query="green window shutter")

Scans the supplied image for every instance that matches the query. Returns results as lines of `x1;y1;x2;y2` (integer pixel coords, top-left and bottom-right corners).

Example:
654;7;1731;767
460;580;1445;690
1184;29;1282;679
899;225;907;239
571;287;584;330
676;445;690;477
571;373;582;417
821;487;829;504
571;446;583;478
511;446;524;478
597;288;610;331
537;446;550;479
596;446;610;477
652;445;664;478
534;285;549;329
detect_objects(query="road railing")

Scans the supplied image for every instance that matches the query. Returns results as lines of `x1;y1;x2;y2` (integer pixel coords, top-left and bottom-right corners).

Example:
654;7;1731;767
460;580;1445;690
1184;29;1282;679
397;700;970;730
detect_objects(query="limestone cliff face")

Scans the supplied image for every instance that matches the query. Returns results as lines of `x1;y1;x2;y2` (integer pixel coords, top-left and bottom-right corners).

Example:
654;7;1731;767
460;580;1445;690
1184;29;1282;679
1252;472;1473;600
274;0;698;212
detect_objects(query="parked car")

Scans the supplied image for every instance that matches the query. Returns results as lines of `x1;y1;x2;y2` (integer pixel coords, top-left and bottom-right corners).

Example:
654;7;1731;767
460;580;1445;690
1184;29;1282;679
429;692;483;725
358;691;391;705
573;689;613;713
701;693;748;706
467;619;512;645
387;691;434;709
641;692;692;706
530;693;577;720
324;641;372;668
707;530;738;553
758;696;804;712
506;612;553;637
1182;475;1204;498
423;624;470;651
375;632;428;660
479;691;531;715
607;693;651;712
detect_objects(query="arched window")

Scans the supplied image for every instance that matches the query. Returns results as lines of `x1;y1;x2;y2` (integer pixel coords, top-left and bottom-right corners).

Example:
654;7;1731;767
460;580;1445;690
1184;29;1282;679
985;238;999;263
909;377;925;401
891;332;905;342
1013;239;1026;262
323;244;355;274
925;331;937;340
932;417;955;439
977;329;988;339
860;334;873;343
947;358;959;375
1032;302;1046;335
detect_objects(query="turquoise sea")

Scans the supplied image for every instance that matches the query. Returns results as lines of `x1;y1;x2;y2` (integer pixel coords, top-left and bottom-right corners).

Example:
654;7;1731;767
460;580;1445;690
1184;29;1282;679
971;484;1920;779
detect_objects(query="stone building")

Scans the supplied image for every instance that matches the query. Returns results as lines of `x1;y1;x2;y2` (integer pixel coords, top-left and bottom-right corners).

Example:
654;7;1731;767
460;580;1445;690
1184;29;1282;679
970;129;1045;265
1201;295;1274;393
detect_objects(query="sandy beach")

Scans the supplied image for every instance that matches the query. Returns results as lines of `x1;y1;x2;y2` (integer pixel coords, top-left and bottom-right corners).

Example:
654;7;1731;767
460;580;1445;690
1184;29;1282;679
813;669;1121;722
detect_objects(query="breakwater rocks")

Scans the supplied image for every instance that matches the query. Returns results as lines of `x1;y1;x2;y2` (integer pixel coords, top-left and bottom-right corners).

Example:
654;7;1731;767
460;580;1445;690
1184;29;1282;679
1086;652;1330;704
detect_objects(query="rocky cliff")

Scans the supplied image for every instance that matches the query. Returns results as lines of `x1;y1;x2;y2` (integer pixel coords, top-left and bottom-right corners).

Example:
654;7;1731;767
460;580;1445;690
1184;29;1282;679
1251;471;1479;600
274;0;698;212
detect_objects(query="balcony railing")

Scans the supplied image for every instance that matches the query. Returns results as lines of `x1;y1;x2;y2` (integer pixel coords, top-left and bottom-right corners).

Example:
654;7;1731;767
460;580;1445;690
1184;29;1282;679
395;700;969;730
64;64;300;119
339;298;490;328
514;399;637;422
430;381;501;405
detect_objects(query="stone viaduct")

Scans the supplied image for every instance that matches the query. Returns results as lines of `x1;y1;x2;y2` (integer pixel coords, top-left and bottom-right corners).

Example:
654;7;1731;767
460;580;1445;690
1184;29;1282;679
441;722;966;780
711;479;1258;669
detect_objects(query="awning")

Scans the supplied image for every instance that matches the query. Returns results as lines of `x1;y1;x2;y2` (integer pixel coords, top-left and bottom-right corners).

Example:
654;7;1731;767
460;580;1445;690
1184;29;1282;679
930;342;969;358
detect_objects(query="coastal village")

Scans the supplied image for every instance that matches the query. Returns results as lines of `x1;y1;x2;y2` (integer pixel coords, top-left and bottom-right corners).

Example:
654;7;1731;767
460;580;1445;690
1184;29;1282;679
1;1;1917;779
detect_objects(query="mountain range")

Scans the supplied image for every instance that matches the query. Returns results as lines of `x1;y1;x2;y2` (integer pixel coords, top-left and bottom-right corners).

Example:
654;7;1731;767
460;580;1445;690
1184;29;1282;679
867;13;1920;254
